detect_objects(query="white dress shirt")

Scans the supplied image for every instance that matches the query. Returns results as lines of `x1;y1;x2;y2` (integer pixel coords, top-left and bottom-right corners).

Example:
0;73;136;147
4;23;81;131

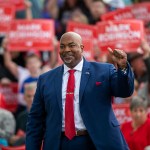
62;58;86;131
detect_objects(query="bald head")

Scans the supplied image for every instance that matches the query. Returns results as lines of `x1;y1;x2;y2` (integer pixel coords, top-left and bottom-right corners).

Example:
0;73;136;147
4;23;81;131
60;32;83;44
59;32;84;68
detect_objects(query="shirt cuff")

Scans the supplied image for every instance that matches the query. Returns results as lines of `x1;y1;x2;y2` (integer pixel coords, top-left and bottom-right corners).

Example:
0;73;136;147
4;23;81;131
119;67;128;75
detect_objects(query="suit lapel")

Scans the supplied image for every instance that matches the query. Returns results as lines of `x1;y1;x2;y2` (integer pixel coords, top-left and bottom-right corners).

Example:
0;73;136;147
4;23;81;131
79;60;90;105
54;65;64;113
54;60;90;112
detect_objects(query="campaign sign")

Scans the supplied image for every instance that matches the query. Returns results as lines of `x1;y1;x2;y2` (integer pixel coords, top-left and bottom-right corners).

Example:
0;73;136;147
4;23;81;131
131;2;150;25
112;103;132;125
0;83;18;113
97;20;144;52
0;4;15;36
101;6;133;21
67;21;94;61
0;0;25;11
101;2;150;26
7;19;55;51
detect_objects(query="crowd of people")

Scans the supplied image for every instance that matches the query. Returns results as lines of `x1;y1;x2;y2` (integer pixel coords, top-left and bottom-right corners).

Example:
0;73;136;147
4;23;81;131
0;0;150;150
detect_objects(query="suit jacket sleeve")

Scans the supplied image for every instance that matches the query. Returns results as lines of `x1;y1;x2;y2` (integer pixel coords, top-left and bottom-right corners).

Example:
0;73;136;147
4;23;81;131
110;62;134;98
26;75;45;150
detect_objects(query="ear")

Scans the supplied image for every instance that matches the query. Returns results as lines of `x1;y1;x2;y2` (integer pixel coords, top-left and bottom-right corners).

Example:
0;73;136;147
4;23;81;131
80;44;84;52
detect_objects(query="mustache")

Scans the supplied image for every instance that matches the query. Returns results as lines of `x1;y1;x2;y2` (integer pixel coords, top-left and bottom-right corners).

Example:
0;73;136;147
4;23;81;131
62;52;73;57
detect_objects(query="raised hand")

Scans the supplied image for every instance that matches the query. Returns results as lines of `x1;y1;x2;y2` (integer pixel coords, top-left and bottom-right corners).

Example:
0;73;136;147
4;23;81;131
108;47;127;69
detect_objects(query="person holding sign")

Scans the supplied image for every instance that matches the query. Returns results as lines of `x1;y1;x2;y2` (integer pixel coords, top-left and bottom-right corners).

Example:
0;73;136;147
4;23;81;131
26;31;134;150
2;38;42;112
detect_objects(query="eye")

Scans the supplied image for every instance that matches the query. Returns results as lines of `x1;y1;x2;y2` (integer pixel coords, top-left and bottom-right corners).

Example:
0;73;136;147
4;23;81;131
69;44;76;48
60;45;65;49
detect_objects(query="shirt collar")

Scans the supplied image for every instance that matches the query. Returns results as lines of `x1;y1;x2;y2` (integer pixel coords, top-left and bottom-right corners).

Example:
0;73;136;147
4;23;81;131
63;58;83;75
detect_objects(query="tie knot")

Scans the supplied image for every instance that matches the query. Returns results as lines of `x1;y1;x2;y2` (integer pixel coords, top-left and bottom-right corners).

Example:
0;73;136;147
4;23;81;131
68;70;75;74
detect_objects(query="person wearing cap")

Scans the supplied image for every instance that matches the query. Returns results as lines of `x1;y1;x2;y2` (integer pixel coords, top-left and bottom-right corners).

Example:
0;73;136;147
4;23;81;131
26;31;134;150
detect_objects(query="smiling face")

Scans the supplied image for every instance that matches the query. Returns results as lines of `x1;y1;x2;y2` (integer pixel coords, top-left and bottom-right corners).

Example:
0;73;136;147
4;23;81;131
59;32;84;68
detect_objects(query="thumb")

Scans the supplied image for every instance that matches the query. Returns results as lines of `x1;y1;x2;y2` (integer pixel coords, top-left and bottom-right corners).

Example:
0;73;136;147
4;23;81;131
108;47;113;55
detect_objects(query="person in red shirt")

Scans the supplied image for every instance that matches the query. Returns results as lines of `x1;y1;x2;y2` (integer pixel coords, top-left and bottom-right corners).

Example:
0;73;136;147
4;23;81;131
121;96;150;150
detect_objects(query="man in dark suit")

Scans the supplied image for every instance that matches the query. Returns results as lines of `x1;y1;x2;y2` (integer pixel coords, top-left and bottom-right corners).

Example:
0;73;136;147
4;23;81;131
26;32;134;150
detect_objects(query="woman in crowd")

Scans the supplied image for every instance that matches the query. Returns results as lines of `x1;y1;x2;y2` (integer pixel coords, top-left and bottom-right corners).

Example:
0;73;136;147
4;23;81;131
121;96;150;150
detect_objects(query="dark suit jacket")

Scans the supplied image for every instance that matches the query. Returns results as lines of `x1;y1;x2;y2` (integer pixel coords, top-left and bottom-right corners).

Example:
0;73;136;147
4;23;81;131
26;59;134;150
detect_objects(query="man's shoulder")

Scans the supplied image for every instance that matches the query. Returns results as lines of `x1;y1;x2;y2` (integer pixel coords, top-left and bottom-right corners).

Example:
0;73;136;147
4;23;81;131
89;61;113;68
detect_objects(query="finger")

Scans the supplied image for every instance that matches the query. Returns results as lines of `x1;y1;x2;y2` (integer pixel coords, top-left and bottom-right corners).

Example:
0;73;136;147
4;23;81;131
107;47;113;55
113;49;124;59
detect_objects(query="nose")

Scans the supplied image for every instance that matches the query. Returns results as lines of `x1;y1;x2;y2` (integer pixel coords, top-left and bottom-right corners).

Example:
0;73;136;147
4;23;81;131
64;45;71;52
136;111;142;118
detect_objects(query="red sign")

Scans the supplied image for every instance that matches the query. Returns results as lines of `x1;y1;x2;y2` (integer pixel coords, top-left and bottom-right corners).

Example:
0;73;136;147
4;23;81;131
97;20;144;52
0;0;25;11
113;103;131;125
0;4;15;36
67;21;94;61
0;83;18;112
7;19;55;51
101;2;150;26
131;2;150;26
101;6;133;21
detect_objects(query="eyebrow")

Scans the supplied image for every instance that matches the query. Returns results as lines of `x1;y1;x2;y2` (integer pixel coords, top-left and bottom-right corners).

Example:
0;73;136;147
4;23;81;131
60;42;75;45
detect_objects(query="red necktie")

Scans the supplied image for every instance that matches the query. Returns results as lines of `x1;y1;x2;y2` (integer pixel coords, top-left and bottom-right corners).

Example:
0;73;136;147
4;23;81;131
65;70;76;140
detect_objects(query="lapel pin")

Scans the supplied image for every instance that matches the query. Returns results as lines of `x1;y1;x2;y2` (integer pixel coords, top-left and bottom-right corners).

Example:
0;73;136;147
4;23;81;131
85;72;90;75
